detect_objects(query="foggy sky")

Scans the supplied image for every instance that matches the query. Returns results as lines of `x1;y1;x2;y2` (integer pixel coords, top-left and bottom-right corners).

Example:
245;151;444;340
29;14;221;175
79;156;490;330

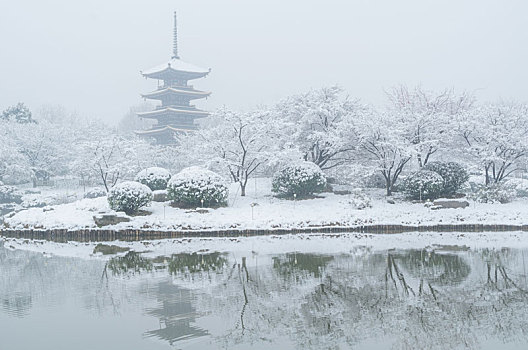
1;0;527;124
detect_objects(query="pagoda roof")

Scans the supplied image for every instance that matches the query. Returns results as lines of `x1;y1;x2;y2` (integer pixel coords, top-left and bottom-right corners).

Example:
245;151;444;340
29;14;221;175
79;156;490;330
141;87;211;100
135;125;195;136
142;58;210;80
137;107;209;119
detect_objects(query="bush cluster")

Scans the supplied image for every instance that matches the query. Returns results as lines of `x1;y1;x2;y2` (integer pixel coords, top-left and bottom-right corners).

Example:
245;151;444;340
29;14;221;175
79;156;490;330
167;167;228;208
0;185;23;204
468;183;515;204
402;162;469;200
402;170;445;200
135;167;172;191
272;161;327;198
108;181;152;214
423;161;469;196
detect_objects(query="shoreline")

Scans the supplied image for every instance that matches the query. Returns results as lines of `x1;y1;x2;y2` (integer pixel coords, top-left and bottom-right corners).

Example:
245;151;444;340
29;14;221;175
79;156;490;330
2;223;528;242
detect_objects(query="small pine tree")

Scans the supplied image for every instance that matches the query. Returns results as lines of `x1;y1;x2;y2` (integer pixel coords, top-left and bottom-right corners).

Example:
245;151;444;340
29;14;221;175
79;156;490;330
1;103;35;124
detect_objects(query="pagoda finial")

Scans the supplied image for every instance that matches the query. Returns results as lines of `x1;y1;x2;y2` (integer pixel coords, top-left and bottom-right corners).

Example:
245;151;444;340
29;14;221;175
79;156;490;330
172;11;180;59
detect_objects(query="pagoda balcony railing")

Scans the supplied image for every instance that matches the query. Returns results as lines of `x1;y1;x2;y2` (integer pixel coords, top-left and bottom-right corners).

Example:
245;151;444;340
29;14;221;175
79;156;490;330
157;84;194;91
155;104;196;111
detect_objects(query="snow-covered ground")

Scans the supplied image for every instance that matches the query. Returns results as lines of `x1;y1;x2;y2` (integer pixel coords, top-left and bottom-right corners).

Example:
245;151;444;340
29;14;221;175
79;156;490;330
3;178;528;232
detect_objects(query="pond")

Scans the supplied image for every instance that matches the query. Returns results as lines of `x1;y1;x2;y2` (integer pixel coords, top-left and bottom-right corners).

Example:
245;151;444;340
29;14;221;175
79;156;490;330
1;234;528;349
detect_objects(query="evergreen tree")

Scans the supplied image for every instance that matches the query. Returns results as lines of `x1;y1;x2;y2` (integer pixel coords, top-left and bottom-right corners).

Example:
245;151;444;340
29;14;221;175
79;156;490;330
1;103;35;124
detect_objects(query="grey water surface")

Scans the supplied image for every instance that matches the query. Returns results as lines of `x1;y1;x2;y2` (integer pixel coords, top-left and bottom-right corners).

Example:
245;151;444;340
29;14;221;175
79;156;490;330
1;241;528;349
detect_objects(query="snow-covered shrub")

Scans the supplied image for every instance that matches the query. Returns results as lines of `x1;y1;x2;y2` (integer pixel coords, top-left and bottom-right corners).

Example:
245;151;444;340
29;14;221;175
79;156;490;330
272;161;327;198
423;161;469;196
108;181;152;214
84;187;107;199
505;178;528;198
135;167;172;191
167;167;228;208
468;183;516;204
0;185;23;204
347;188;372;210
402;171;444;200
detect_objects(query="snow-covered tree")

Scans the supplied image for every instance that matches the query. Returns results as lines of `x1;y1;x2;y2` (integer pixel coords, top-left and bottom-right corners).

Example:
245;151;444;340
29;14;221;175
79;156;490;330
189;108;284;196
456;103;528;185
1;119;68;186
386;85;474;167
274;86;363;170
0;123;31;184
1;103;35;124
358;111;413;196
73;136;140;192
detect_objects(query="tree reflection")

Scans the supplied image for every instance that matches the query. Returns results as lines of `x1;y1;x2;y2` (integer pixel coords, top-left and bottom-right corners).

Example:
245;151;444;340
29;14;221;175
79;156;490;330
107;251;153;275
273;253;333;279
2;244;528;349
197;248;528;350
394;249;471;286
167;252;228;275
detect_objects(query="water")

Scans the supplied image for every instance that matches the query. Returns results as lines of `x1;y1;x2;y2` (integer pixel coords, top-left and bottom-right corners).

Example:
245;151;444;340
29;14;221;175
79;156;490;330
1;239;528;349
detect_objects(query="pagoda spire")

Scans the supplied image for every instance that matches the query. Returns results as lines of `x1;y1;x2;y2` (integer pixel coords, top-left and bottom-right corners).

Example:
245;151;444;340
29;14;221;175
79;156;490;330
172;11;180;59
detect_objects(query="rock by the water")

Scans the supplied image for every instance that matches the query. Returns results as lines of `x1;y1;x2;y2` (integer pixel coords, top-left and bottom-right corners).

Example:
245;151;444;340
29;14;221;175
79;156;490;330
93;213;130;227
387;199;396;204
432;199;470;209
152;190;168;202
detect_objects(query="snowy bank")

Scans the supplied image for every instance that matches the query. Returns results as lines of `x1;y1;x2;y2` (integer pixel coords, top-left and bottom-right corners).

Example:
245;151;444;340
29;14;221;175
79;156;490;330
3;179;528;235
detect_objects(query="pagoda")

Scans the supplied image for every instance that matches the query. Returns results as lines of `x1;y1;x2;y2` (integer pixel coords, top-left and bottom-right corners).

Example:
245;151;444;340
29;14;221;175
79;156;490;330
136;12;211;144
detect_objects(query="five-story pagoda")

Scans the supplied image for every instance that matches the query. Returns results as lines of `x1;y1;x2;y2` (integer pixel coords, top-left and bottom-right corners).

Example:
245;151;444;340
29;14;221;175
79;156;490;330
136;12;211;144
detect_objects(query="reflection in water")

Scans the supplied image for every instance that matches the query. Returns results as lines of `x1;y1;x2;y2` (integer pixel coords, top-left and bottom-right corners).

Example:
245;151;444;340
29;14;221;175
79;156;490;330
1;242;528;349
144;281;207;345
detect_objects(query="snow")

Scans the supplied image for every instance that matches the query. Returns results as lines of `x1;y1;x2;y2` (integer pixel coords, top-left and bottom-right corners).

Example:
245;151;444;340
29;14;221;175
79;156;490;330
5;178;528;232
135;167;171;182
167;166;228;202
109;181;152;197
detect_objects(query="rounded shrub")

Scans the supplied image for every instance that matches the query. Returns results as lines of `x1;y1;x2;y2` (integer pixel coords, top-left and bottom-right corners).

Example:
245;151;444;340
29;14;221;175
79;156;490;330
272;161;327;198
402;170;444;200
135;167;172;191
468;183;515;204
167;166;228;208
108;181;152;214
423;161;469;196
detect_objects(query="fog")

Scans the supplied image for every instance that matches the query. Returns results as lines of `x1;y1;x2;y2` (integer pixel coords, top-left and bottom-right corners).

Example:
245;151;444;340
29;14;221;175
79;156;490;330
1;0;527;123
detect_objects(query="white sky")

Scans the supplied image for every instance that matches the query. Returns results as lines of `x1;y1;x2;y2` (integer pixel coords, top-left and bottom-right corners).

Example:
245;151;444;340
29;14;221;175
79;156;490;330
0;0;527;123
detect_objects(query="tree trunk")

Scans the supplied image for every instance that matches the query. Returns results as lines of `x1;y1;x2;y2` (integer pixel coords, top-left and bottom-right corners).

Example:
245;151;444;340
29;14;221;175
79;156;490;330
240;183;246;197
386;181;392;196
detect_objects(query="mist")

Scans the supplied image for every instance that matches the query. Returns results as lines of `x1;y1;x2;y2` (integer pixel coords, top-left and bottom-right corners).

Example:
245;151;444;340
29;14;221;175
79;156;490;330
1;0;527;123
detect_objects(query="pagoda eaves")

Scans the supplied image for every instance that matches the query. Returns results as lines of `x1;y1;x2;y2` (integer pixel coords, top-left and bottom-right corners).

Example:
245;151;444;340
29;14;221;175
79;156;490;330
141;87;211;100
141;58;210;81
137;106;209;119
